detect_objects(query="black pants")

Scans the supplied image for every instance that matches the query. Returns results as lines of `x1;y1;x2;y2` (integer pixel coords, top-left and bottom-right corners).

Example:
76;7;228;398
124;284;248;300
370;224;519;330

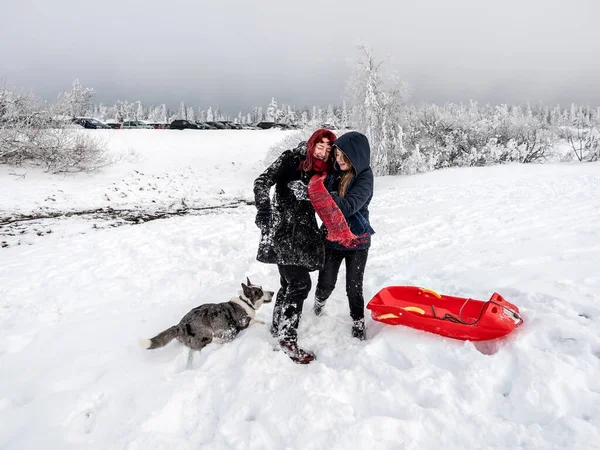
315;248;369;321
272;264;312;342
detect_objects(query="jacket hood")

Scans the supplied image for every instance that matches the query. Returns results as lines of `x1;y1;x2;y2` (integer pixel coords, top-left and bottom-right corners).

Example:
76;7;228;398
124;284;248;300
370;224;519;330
333;131;371;174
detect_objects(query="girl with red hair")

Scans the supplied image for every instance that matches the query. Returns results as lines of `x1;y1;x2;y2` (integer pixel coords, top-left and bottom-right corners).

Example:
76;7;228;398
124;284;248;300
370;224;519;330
254;128;336;364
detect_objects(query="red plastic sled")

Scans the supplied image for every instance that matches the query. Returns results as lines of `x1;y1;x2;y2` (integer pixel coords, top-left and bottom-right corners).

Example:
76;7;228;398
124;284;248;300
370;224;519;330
366;286;523;341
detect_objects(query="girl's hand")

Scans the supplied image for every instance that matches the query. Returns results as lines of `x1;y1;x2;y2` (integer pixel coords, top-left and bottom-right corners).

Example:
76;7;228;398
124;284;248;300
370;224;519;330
287;180;309;201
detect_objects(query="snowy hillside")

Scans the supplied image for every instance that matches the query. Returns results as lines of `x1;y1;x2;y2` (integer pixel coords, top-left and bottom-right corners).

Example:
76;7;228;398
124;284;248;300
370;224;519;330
1;130;599;449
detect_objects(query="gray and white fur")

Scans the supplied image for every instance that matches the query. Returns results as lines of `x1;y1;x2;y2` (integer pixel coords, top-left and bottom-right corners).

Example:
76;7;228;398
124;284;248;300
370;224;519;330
140;278;273;358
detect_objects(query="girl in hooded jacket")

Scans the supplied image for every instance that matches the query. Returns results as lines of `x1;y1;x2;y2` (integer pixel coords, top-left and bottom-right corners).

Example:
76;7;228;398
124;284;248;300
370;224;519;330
253;128;336;364
312;131;375;340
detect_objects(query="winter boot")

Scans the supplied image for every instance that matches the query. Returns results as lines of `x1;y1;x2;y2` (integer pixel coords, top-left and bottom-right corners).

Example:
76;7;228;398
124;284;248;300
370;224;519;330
279;340;316;364
312;297;327;316
351;318;366;341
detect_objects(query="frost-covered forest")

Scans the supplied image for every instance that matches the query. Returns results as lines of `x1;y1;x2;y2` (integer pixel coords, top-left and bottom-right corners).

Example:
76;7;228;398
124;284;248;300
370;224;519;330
2;47;599;174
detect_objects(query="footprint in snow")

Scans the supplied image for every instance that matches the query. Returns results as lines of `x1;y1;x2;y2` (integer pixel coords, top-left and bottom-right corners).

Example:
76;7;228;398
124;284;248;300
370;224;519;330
69;409;96;435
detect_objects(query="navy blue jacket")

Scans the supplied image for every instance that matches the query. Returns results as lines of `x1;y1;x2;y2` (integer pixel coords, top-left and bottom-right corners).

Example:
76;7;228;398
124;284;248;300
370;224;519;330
325;131;374;251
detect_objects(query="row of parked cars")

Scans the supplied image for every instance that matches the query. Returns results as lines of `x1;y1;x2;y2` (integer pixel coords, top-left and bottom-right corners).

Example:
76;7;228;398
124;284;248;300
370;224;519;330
73;117;301;131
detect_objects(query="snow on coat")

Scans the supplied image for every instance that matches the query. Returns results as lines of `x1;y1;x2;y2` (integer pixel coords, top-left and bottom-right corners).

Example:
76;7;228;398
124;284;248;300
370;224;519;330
254;142;325;271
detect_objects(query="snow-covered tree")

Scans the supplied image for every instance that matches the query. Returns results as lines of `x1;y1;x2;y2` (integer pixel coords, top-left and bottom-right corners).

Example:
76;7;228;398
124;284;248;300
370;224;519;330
266;97;278;121
159;104;168;123
341;100;350;129
315;108;324;126
325;104;336;126
550;105;562;126
345;45;408;175
187;107;195;123
98;104;108;121
58;79;95;118
287;105;296;125
301;110;309;128
135;101;145;121
116;102;125;122
147;106;159;122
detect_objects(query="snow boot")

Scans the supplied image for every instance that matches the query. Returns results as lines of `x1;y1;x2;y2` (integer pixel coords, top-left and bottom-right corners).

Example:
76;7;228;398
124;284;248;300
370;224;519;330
279;340;316;364
351;318;366;341
312;297;327;316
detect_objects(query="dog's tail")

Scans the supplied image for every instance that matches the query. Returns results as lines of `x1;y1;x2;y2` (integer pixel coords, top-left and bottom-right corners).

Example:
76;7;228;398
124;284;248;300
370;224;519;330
139;325;181;350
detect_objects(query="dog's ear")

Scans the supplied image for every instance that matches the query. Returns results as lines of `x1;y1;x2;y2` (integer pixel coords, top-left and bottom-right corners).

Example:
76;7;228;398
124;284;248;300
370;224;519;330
246;276;251;286
241;282;249;296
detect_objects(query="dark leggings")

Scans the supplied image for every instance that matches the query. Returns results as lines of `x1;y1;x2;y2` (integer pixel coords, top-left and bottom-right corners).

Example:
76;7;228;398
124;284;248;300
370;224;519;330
315;248;369;321
272;264;312;342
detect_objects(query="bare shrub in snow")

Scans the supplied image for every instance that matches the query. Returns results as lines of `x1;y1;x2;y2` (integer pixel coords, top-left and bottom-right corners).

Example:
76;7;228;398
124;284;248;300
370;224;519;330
263;129;315;165
399;102;558;170
562;121;600;162
512;126;558;164
1;83;113;173
0;85;47;164
2;126;113;173
29;128;113;173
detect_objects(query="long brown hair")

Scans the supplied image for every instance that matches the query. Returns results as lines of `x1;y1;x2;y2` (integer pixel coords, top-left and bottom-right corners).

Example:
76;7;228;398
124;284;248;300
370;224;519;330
336;148;354;198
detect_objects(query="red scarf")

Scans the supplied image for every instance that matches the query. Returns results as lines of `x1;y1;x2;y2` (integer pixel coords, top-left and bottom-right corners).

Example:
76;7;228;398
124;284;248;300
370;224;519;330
312;158;330;173
308;173;369;248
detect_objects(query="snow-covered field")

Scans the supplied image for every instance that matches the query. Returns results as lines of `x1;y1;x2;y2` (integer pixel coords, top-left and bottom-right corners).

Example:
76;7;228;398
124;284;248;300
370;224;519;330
1;130;599;449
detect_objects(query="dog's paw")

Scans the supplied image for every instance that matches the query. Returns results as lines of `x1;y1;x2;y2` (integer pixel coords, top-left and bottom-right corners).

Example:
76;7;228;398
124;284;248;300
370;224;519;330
138;338;152;349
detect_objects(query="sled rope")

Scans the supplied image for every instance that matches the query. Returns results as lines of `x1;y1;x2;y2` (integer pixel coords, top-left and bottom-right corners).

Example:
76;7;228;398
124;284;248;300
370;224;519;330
307;173;369;248
432;298;522;326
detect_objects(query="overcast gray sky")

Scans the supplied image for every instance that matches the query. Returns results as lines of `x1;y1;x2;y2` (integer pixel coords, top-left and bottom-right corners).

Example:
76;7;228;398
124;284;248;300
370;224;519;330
2;0;599;114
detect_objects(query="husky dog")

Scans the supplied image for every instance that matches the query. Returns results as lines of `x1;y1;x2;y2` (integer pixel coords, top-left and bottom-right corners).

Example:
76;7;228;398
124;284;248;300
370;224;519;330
140;278;273;365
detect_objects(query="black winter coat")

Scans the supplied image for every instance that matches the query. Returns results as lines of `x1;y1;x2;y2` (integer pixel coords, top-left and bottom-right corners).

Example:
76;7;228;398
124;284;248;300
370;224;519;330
253;143;325;271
